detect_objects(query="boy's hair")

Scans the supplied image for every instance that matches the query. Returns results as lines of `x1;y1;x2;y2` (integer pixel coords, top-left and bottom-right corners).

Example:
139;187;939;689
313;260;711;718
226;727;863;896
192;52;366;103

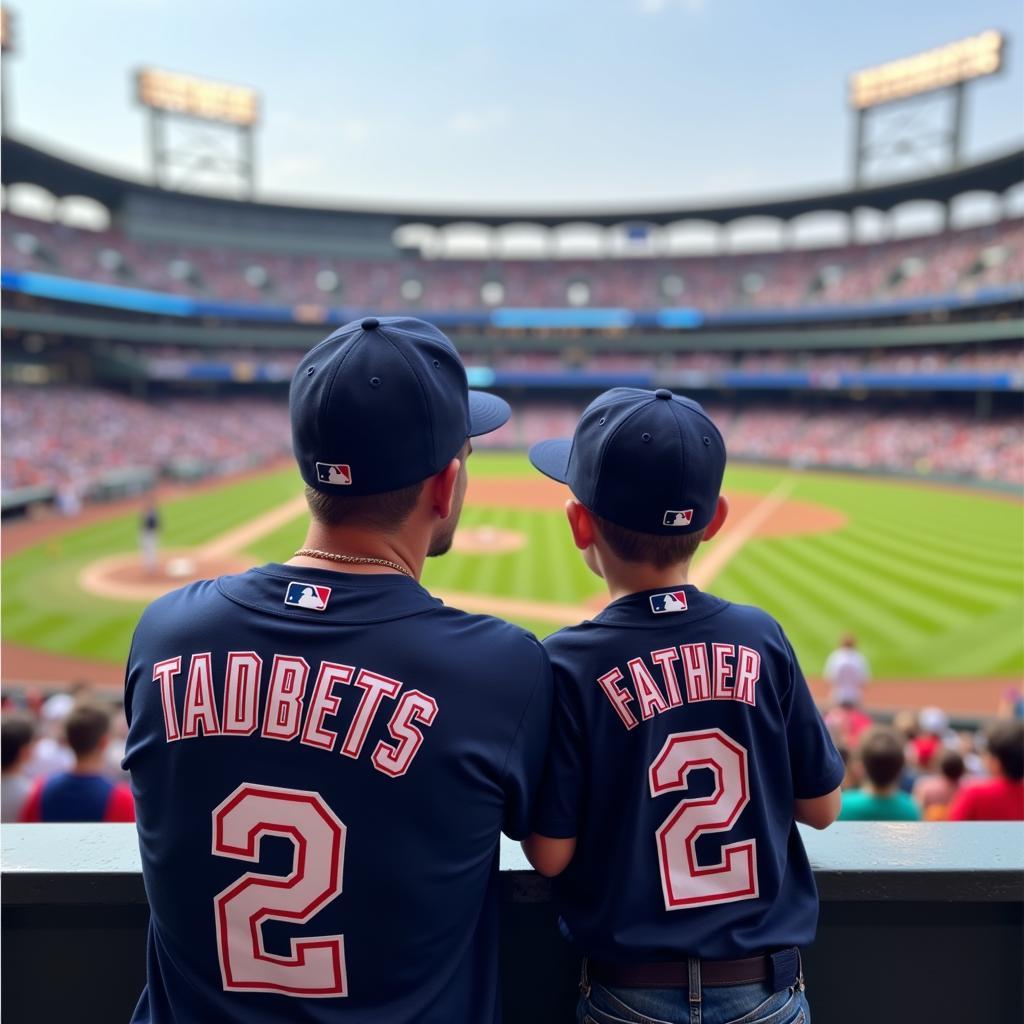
938;749;966;783
305;481;424;532
985;720;1024;781
1;712;36;770
64;702;111;758
858;727;905;789
593;514;706;570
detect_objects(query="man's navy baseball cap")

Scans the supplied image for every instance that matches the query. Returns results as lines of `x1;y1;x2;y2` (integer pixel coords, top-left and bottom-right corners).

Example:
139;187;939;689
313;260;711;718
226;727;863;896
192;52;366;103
529;387;726;535
291;316;510;495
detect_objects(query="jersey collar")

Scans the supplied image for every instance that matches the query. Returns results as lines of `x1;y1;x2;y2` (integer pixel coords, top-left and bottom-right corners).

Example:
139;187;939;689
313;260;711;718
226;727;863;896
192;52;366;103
591;584;729;628
217;563;442;624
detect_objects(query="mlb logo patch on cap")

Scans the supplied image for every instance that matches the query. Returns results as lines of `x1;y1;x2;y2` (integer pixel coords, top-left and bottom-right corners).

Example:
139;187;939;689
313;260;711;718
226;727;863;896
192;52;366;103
650;590;688;614
284;582;332;611
663;509;693;527
316;462;352;486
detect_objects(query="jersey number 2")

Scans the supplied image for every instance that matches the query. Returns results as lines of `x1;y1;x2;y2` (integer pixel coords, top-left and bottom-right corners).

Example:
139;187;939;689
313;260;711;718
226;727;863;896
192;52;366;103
649;728;758;910
212;783;348;997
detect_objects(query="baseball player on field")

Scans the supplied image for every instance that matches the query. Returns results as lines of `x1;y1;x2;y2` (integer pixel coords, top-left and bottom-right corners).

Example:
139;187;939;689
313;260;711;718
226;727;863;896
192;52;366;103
122;316;553;1023
523;387;844;1024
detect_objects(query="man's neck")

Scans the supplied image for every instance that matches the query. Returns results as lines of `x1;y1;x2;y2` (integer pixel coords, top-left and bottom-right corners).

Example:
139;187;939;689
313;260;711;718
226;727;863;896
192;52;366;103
289;524;424;581
604;562;692;604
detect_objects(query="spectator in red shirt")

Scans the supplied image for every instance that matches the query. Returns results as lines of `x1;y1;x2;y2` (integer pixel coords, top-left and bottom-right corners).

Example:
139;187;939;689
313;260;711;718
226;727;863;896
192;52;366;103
20;702;134;823
948;720;1024;822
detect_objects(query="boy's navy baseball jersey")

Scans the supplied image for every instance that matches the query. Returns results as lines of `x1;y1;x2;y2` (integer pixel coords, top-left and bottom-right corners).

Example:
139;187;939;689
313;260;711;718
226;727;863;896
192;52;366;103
123;564;552;1024
535;584;844;963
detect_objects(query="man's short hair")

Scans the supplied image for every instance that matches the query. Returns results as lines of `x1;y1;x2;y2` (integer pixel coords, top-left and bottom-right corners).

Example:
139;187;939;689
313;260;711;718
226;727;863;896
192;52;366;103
858;727;905;789
305;480;425;532
64;702;111;758
593;514;705;570
986;720;1024;781
939;749;966;783
1;712;36;770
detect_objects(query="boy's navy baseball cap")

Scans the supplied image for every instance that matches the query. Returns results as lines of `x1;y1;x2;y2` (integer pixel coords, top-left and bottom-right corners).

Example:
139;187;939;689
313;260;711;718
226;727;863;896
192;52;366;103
529;387;726;535
291;315;510;495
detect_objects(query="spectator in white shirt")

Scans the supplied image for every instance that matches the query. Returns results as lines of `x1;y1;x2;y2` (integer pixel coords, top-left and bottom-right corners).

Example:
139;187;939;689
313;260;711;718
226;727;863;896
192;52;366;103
824;633;871;709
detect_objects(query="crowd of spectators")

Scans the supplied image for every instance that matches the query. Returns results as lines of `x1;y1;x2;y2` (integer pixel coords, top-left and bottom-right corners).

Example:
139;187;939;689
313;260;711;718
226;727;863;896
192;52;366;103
1;388;292;494
118;341;1024;382
827;705;1024;823
4;212;1021;312
492;403;1024;485
4;387;1019;495
1;685;133;824
5;681;1020;825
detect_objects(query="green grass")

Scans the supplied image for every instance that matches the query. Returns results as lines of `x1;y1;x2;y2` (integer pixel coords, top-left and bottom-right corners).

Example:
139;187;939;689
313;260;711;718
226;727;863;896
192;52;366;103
3;457;1022;679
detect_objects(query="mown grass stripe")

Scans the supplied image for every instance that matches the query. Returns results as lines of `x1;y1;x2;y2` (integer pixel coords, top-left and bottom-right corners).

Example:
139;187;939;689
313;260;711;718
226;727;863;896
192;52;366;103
804;531;1010;616
839;525;1023;590
764;535;958;634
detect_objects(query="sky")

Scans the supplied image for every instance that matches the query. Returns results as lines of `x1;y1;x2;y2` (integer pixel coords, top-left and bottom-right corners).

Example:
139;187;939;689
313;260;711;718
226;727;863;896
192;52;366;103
4;0;1023;207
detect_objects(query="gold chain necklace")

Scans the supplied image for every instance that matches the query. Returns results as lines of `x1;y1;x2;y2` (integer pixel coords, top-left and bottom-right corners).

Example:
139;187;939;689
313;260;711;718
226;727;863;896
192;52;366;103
293;548;414;579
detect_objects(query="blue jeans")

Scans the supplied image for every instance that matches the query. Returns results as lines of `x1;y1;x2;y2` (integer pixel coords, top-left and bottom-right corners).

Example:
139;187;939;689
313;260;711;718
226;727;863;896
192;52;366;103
577;964;809;1024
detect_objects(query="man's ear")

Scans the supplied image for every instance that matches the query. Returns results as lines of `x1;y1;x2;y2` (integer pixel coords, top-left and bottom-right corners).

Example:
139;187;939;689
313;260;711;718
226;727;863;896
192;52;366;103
702;495;729;541
565;498;596;551
431;458;461;520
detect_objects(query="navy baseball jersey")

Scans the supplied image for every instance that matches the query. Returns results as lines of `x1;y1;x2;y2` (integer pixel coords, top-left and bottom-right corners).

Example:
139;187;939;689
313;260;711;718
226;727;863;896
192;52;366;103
535;585;844;962
123;564;552;1024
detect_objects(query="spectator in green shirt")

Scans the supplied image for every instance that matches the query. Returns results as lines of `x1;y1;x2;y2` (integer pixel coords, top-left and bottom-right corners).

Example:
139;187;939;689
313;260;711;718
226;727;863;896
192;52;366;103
840;726;921;821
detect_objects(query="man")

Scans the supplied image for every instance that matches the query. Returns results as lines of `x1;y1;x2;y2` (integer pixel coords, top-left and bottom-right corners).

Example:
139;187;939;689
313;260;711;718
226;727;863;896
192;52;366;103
823;633;870;709
139;503;161;576
19;701;135;823
123;316;552;1024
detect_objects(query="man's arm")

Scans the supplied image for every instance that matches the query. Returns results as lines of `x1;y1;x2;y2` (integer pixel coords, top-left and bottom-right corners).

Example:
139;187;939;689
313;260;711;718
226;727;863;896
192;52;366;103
794;786;842;829
522;834;576;877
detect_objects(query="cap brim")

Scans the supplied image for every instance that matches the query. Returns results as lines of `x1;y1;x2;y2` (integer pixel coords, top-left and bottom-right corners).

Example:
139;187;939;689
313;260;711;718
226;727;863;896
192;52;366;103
468;390;511;437
528;438;572;483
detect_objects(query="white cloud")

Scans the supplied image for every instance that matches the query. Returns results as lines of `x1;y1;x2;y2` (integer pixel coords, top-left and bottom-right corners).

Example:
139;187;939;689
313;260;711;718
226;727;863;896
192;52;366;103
446;107;507;137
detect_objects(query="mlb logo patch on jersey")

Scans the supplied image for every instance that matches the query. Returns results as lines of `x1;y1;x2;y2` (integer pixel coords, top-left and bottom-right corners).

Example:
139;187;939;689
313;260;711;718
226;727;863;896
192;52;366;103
663;509;693;527
650;590;688;614
316;462;352;486
284;582;332;611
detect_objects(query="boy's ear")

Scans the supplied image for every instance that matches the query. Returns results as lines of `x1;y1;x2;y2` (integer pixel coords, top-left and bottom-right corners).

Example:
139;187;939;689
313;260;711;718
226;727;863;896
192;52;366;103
565;498;596;551
702;495;729;541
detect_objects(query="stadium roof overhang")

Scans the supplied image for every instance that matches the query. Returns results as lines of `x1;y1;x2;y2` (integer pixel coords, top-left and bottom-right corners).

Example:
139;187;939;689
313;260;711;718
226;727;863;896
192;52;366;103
3;132;1022;228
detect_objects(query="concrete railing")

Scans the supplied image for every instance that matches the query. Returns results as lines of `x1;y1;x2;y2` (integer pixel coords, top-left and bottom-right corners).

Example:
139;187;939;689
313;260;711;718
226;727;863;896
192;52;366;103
2;823;1022;1024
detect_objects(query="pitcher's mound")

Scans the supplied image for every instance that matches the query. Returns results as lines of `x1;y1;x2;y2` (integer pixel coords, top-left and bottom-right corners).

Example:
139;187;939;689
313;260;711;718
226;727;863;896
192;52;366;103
79;550;255;603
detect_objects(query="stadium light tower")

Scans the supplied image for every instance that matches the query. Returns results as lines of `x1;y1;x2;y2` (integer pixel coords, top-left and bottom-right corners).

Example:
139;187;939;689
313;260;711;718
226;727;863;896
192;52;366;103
849;30;1005;187
135;67;260;198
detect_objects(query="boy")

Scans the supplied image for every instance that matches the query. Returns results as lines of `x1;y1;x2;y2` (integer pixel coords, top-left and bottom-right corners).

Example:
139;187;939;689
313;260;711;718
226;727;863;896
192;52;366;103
20;701;135;823
839;727;920;821
523;388;843;1024
948;720;1024;821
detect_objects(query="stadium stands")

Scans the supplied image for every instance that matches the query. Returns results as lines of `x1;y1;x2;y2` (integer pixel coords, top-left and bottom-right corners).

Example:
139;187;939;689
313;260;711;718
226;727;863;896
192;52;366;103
4;213;1022;312
4;387;1020;494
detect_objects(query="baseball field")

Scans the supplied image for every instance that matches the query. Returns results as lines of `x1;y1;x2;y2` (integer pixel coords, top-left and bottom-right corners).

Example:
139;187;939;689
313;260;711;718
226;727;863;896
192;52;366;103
3;453;1022;707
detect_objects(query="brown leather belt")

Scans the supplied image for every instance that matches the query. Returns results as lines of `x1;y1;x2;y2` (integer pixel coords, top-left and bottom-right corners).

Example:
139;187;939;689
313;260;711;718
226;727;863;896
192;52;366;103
589;953;771;989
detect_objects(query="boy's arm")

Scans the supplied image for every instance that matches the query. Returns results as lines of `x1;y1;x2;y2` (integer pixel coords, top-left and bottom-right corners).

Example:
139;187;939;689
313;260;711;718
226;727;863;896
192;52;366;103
794;786;842;829
522;834;576;877
521;657;586;876
780;630;846;822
